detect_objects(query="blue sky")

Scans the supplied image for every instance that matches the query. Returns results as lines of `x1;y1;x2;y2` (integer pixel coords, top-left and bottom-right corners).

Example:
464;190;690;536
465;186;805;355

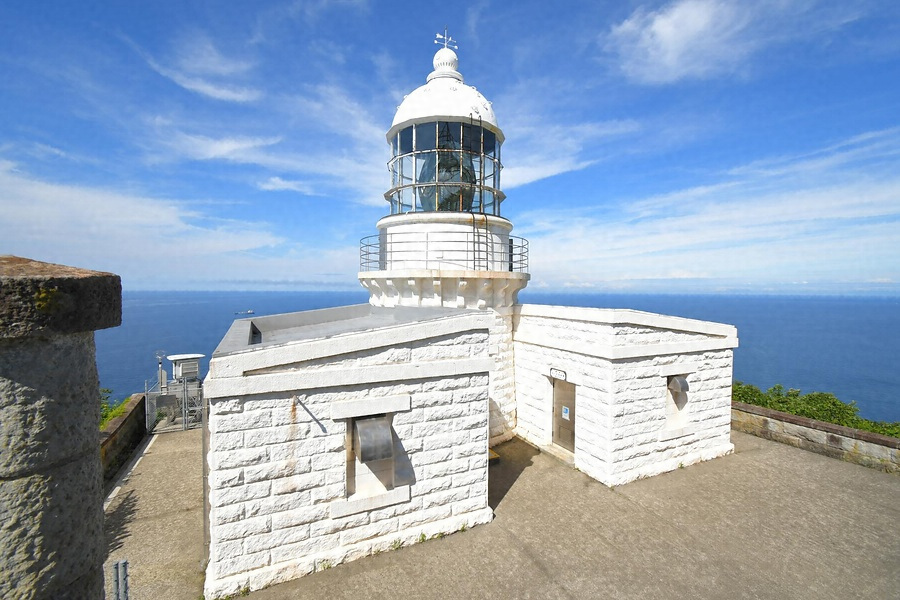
1;0;898;294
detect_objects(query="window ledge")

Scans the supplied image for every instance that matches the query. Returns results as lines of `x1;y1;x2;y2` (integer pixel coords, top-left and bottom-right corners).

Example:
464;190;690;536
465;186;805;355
330;485;411;518
658;424;698;442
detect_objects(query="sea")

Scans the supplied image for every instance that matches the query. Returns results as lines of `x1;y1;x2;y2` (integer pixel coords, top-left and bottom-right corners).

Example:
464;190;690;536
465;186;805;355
94;291;900;423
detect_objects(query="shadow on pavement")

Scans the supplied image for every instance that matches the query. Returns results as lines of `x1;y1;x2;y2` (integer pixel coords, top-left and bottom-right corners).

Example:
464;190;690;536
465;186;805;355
105;489;137;555
488;438;539;509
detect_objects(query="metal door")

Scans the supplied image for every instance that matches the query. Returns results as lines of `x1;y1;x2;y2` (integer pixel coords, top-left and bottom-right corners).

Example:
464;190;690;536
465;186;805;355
552;379;576;452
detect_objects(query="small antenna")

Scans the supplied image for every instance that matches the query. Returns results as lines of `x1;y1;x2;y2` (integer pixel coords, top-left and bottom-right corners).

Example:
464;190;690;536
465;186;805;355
434;27;458;50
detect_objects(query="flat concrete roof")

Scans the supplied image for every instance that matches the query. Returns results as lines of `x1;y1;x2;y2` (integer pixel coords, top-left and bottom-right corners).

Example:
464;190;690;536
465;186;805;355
213;304;475;357
104;431;900;599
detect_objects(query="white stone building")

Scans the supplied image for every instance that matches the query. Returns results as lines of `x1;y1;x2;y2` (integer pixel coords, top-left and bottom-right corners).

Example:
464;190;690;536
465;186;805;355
202;38;738;598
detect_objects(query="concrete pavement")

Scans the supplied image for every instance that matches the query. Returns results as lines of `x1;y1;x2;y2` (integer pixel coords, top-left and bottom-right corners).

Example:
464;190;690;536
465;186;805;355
103;429;205;600
104;429;900;599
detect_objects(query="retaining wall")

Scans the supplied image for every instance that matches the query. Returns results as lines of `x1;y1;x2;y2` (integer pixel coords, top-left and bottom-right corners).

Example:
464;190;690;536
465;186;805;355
731;401;899;474
100;393;147;482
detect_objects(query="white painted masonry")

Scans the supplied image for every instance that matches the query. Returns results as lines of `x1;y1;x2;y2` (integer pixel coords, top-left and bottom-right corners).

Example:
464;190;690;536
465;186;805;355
512;304;738;486
203;306;495;598
203;40;741;597
203;302;739;596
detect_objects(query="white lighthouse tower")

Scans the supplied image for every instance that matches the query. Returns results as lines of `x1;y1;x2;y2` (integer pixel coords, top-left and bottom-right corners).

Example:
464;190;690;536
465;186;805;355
360;33;529;309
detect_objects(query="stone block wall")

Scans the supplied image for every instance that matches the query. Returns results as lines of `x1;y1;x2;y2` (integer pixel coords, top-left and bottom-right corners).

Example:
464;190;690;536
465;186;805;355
203;314;494;598
487;309;517;446
605;351;735;485
511;304;738;486
0;256;121;600
99;393;147;482
732;402;899;474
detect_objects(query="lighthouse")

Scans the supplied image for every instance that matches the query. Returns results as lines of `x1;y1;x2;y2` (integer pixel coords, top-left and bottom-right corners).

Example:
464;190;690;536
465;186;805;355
360;34;530;309
202;33;739;598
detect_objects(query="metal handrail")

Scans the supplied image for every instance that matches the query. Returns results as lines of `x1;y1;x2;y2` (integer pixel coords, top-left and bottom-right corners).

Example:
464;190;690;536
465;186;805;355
360;230;528;273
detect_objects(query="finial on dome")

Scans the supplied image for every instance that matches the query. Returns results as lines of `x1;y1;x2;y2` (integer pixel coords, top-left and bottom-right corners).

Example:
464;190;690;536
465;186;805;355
428;29;463;83
434;27;458;50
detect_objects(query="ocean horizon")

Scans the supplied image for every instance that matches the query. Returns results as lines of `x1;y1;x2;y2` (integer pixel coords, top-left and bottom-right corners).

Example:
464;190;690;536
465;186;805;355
94;290;900;423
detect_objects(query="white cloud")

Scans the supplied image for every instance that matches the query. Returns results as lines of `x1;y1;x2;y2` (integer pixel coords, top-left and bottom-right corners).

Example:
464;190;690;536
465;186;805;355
602;0;861;84
164;132;283;161
517;129;900;290
0;165;360;289
143;81;391;206
503;119;642;188
173;36;255;76
151;66;262;102
126;34;262;102
258;176;317;194
604;0;761;84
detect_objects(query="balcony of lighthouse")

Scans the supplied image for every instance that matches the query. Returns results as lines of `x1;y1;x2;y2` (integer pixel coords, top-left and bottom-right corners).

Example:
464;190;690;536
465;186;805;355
358;210;529;309
360;213;529;273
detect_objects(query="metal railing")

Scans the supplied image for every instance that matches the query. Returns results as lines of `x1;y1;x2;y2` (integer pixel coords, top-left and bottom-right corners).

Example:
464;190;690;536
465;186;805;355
145;375;203;433
360;230;528;273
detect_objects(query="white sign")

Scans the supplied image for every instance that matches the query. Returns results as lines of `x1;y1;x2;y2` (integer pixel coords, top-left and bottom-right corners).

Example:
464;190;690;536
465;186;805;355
550;368;566;381
562;406;570;421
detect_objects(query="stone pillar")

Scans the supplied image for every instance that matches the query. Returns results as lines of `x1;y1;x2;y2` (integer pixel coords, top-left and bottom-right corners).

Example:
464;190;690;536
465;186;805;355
0;256;121;600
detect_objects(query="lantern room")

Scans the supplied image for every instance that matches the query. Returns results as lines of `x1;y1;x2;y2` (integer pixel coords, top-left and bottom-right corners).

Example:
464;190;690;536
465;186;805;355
359;35;529;309
385;44;505;216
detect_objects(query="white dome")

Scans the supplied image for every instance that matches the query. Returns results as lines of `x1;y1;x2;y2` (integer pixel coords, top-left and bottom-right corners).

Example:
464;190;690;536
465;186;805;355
388;48;503;142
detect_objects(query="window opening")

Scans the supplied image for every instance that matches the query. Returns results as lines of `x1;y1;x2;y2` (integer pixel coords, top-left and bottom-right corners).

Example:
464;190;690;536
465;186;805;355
665;375;690;431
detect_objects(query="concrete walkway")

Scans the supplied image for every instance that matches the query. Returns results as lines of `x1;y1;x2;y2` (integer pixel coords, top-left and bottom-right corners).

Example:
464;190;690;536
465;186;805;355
103;428;205;600
104;430;900;599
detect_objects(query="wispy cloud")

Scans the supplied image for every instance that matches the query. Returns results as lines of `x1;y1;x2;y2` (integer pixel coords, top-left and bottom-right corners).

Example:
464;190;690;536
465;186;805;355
0;162;362;289
602;0;862;84
126;34;262;102
258;176;317;195
162;131;283;161
516;128;900;291
503;119;642;188
143;80;390;206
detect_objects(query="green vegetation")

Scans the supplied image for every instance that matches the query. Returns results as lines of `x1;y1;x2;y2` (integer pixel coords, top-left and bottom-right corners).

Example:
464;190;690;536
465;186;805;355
99;388;129;430
733;381;900;439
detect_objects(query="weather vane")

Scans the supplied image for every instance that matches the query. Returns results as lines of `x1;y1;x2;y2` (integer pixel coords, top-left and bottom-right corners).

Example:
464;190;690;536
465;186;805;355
434;27;458;50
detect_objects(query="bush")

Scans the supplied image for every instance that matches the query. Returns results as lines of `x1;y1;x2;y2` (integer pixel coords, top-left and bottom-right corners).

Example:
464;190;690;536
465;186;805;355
733;382;899;439
100;388;129;430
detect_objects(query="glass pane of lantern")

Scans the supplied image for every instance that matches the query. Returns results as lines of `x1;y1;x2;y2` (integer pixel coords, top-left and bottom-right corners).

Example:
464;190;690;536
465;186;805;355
438;185;461;211
417;152;437;211
483;157;494;184
391;133;398;157
399;126;413;154
399;187;412;212
437;121;461;149
401;155;413;185
389;192;400;214
471;188;482;213
471;154;482;186
418;184;437;211
482;190;494;215
438;151;461;182
484;129;496;158
460;185;475;212
462;123;480;152
417;152;436;184
416;122;436;150
460;152;477;186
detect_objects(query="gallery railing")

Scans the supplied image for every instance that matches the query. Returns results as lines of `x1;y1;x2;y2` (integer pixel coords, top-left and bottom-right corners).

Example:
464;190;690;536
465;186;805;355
360;231;528;273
